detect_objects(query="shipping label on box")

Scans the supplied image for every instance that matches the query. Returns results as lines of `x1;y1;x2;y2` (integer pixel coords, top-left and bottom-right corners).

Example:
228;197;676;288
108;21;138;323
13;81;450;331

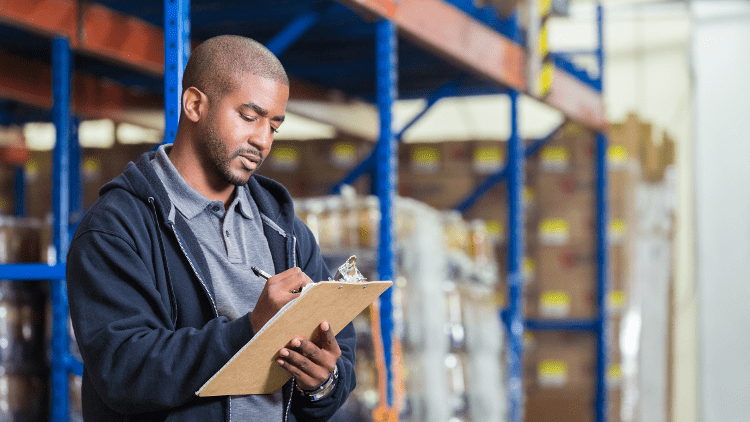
537;218;570;245
409;145;441;174
472;144;504;174
537;359;569;388
539;290;571;318
267;144;302;172
329;142;359;169
539;146;571;172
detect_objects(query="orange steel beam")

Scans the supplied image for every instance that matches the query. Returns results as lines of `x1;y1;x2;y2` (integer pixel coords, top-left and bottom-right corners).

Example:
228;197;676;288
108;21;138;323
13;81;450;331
0;50;162;121
0;0;331;102
0;0;78;46
337;0;607;131
79;2;165;76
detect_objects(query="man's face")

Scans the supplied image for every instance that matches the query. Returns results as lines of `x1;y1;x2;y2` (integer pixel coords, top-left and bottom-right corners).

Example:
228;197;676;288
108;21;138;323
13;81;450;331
198;74;289;186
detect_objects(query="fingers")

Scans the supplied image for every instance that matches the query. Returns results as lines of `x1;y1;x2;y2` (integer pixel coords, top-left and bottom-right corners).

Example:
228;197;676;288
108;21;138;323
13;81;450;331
276;340;330;389
276;322;341;390
317;321;342;357
271;267;312;294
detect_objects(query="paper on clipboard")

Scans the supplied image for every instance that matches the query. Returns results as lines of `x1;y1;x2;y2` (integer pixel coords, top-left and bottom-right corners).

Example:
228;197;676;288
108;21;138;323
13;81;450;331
196;280;392;397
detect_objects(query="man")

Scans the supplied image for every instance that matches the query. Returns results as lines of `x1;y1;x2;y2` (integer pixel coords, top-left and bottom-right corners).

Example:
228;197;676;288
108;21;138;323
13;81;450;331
66;35;356;421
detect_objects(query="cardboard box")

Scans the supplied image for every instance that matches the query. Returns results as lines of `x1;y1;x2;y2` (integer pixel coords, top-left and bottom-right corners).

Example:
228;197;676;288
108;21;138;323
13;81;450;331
526;283;596;320
523;331;597;390
534;168;594;209
535;244;596;290
398;141;472;177
398;174;476;210
471;140;506;175
535;204;595;246
524;386;622;422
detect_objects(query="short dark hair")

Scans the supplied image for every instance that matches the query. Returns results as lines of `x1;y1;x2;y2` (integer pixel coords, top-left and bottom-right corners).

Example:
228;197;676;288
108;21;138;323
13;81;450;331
182;35;289;101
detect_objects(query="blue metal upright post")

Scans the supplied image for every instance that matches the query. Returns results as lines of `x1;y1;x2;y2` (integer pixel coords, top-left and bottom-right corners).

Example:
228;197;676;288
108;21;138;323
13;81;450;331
164;0;191;144
51;36;72;422
506;88;525;422
594;4;609;422
506;12;526;422
374;18;397;408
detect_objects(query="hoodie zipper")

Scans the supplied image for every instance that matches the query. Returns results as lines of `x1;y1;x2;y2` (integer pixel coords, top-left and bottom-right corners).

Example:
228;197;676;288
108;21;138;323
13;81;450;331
168;221;219;317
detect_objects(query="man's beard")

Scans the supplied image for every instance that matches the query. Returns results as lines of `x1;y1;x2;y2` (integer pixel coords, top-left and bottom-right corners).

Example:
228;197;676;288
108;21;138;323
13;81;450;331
198;119;264;187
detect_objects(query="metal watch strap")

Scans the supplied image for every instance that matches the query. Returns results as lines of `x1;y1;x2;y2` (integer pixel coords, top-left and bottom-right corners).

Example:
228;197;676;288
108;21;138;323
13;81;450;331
297;365;338;401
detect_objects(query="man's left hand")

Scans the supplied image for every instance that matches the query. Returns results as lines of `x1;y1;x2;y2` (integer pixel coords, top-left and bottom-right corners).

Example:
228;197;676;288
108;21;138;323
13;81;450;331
276;321;341;391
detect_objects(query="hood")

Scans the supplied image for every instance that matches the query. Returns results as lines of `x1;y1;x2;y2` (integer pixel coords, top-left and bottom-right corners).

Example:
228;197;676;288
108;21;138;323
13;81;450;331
99;150;298;233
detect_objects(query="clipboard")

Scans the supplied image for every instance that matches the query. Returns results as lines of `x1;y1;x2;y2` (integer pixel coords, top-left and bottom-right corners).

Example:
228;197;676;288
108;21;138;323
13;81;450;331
196;280;392;397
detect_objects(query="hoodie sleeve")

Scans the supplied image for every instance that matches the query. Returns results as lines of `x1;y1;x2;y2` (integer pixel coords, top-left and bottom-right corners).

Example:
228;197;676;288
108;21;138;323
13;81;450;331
291;217;357;421
67;226;253;415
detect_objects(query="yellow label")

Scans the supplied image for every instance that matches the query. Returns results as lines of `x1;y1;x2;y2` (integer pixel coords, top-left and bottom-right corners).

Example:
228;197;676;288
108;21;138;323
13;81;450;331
538;0;553;17
538;360;568;387
472;146;504;173
608;362;622;386
539;219;570;245
24;159;39;180
540;145;569;171
524;332;535;348
610;219;627;241
608;145;628;165
540;290;571;318
609;290;625;310
0;198;7;212
538;25;549;56
524;187;535;207
524;257;535;282
411;146;440;173
330;142;357;168
485;219;505;240
271;146;300;171
83;157;101;178
539;61;555;97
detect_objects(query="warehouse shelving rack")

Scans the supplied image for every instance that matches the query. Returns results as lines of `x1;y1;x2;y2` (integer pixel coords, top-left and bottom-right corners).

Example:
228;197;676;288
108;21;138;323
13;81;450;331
0;1;607;421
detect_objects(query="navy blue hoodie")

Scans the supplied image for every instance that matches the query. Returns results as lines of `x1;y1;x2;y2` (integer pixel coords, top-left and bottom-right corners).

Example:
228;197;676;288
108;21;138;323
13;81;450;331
67;151;356;421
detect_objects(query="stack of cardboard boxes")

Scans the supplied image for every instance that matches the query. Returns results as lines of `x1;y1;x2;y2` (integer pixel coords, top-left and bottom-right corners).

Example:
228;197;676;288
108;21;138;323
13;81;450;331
522;121;636;422
257;135;374;198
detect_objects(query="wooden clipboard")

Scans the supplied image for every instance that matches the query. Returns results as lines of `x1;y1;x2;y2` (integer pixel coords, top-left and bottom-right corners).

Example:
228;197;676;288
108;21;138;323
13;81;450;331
196;280;392;397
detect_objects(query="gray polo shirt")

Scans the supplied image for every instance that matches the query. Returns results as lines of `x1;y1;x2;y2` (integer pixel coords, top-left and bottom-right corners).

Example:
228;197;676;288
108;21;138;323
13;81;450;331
152;144;283;421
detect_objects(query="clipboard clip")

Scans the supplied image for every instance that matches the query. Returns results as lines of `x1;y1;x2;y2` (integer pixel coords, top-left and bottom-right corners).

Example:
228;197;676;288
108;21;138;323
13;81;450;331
330;255;367;283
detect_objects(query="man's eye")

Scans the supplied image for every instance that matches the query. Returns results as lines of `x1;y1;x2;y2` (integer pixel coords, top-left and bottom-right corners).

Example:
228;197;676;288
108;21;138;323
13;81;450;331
240;114;255;122
271;126;279;134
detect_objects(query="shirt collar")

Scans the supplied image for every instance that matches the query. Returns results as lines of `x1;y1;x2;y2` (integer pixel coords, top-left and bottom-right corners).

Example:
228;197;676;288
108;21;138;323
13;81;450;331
153;144;225;220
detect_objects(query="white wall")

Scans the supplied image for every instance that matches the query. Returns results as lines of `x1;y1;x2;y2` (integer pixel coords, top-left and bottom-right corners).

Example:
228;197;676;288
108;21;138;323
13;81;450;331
692;2;750;421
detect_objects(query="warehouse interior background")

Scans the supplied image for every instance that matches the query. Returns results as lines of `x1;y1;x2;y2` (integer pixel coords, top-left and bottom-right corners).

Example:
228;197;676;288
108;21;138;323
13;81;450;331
0;0;749;421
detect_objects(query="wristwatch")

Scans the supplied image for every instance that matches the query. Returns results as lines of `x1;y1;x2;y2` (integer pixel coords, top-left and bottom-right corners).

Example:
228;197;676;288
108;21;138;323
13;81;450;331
297;365;338;401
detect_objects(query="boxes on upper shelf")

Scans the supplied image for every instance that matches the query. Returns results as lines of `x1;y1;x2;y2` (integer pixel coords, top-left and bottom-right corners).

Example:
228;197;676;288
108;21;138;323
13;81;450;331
398;141;472;177
398;174;476;210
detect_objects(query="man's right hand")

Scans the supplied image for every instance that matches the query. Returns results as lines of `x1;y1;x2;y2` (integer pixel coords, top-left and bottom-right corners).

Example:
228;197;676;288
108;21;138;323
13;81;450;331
249;267;312;333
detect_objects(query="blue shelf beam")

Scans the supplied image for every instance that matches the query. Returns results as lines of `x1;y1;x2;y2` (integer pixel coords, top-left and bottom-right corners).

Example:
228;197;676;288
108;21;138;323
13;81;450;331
266;6;330;57
51;35;72;422
68;356;84;377
0;264;67;281
454;122;563;213
374;18;397;408
330;80;457;195
396;81;459;141
164;0;191;144
526;319;598;332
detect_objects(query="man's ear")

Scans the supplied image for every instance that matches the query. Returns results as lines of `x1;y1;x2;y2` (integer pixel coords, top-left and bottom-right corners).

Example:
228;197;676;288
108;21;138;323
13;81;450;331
182;87;208;123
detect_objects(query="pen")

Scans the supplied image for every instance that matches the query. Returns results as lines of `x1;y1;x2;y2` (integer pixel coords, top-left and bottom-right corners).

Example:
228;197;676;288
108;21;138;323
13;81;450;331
252;266;301;293
251;266;272;281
